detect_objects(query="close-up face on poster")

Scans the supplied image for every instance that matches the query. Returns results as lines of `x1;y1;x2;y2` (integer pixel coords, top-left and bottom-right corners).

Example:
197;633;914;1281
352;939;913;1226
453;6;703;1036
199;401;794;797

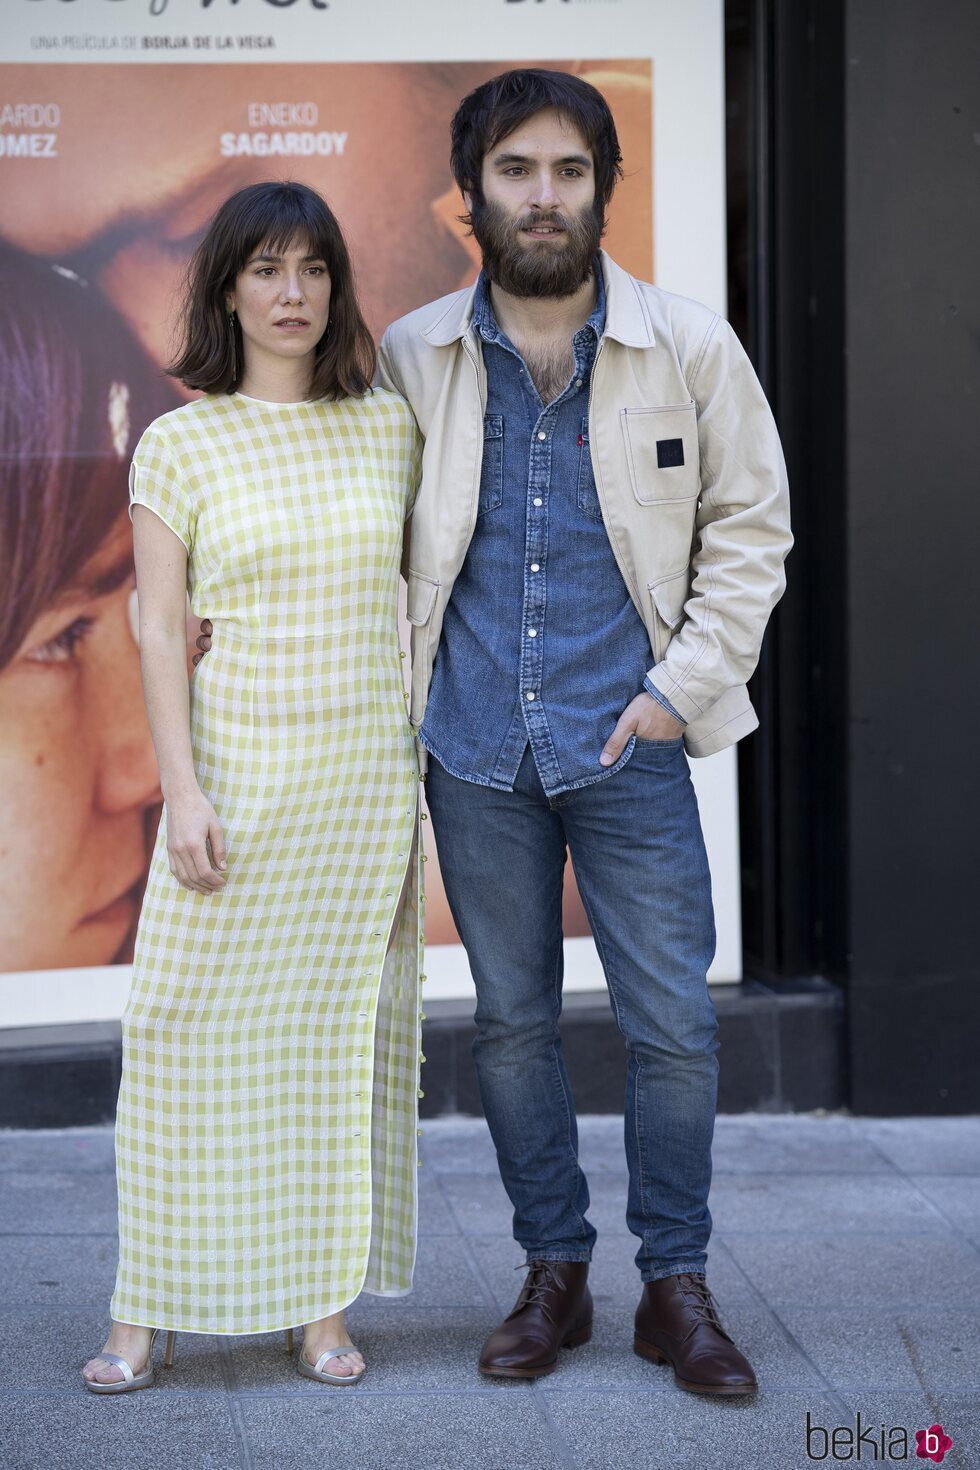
0;0;729;1020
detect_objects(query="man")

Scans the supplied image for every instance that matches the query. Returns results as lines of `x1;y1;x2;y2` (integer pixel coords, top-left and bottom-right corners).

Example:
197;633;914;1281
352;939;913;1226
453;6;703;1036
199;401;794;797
197;67;791;1392
378;68;791;1394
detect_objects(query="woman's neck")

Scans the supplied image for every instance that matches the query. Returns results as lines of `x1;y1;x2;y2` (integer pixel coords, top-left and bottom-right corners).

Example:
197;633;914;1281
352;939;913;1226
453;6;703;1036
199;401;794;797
236;351;313;404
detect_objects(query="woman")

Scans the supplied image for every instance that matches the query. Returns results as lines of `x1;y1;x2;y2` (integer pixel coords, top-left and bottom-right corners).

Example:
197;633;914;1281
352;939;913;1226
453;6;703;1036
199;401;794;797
0;242;176;977
81;182;423;1391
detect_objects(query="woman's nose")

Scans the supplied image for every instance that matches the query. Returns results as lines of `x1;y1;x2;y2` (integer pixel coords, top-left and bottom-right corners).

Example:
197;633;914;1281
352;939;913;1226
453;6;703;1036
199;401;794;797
92;599;162;814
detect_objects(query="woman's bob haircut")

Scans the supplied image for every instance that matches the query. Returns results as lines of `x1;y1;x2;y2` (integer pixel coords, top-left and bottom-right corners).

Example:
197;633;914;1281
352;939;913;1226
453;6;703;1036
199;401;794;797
168;181;376;400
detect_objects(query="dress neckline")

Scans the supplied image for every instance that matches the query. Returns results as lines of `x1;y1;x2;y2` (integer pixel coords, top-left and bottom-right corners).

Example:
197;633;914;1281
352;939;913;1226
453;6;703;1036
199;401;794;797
232;391;313;407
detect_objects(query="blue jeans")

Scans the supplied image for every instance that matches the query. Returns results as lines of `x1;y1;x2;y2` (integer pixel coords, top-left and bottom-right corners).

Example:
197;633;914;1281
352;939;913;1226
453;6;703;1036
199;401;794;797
424;738;720;1282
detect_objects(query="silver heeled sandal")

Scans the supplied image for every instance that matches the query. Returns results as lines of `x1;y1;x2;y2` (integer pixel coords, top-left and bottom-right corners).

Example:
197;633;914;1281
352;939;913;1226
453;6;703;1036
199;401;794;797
296;1340;366;1386
81;1326;177;1394
83;1327;296;1393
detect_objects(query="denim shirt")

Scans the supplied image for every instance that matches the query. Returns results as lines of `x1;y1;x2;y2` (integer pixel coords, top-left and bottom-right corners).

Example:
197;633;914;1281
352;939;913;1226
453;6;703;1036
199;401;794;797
420;265;683;798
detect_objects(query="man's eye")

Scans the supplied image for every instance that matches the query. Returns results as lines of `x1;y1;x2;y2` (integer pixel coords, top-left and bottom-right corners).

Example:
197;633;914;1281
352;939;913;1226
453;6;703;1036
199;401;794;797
25;616;95;665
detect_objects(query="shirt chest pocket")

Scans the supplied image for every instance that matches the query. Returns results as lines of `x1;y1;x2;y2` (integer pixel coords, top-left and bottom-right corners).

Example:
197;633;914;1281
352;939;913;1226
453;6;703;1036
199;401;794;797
478;414;504;517
621;402;700;505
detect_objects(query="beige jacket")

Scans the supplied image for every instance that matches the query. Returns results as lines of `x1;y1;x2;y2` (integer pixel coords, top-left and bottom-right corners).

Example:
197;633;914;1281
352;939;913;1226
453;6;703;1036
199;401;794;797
378;251;792;763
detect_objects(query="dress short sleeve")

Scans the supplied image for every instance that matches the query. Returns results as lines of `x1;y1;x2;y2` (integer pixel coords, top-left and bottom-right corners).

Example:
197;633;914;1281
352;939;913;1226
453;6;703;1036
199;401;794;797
128;425;195;552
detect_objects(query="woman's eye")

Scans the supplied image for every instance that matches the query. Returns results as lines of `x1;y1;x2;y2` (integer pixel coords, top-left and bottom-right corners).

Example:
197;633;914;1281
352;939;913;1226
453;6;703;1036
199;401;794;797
25;616;95;665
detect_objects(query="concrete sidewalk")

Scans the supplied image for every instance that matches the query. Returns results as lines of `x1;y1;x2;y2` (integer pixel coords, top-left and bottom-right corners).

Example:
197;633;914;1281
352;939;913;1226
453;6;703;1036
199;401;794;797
0;1114;977;1470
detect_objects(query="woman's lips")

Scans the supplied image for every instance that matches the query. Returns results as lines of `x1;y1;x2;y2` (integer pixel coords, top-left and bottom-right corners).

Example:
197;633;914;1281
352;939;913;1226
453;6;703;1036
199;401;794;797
81;877;143;930
275;320;310;331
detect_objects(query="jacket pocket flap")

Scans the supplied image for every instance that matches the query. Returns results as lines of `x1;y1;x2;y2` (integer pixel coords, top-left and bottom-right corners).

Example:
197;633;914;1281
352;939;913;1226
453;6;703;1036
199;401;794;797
648;573;688;628
406;571;439;625
622;402;699;505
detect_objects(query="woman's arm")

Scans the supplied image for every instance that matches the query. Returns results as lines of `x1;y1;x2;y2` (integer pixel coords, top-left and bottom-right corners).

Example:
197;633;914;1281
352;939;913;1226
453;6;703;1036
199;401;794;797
132;506;227;894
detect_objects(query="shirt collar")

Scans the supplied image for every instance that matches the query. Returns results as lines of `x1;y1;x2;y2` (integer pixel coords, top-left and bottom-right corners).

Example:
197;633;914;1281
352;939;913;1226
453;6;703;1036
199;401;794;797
473;259;607;344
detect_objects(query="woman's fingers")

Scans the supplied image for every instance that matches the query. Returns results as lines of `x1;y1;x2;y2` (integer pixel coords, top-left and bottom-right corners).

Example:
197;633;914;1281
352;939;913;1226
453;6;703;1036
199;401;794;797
166;796;227;893
208;818;228;873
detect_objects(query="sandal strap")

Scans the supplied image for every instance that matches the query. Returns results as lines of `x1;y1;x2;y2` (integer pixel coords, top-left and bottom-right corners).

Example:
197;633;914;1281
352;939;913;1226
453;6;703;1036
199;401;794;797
94;1351;137;1382
314;1346;360;1371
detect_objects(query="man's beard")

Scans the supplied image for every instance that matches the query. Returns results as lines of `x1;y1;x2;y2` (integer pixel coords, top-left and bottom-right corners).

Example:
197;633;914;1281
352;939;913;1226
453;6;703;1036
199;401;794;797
470;198;603;299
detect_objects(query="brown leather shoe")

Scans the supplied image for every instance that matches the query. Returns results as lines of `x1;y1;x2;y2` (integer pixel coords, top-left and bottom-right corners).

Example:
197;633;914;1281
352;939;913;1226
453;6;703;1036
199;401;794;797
479;1260;593;1379
634;1272;757;1395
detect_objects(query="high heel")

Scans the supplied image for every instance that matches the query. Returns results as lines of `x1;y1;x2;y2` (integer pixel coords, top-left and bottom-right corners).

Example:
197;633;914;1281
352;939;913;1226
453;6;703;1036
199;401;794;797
81;1326;177;1394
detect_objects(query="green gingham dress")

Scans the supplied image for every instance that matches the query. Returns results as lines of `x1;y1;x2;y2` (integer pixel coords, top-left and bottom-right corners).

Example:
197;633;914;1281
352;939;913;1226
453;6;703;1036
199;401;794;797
111;388;424;1335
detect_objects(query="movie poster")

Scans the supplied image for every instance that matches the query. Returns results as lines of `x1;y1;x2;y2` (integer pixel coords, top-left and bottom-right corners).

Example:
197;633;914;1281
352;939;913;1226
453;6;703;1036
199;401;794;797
0;0;733;1021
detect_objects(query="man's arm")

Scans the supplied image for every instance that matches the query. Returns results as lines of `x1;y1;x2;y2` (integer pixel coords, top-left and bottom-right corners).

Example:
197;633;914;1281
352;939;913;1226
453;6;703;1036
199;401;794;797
643;316;793;724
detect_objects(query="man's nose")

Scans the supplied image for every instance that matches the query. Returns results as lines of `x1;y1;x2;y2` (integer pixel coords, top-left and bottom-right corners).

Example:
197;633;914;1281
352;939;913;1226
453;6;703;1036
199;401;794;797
528;172;562;211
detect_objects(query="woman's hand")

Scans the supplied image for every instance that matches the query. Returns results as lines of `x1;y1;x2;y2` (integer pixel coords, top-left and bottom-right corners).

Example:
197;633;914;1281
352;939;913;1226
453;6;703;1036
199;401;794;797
165;788;228;894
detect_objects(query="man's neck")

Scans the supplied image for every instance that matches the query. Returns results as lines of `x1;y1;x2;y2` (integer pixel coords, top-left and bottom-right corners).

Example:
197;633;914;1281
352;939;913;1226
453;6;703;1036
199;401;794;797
487;270;598;346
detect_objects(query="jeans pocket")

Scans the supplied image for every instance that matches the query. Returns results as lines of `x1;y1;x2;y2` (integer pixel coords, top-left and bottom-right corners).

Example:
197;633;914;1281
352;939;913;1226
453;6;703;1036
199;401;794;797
478;413;504;517
576;416;603;520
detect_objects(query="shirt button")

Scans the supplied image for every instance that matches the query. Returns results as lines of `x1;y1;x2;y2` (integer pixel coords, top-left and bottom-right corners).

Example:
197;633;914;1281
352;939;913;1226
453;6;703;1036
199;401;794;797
576;378;584;388
530;563;540;572
528;629;537;637
533;497;543;507
526;691;536;701
537;431;546;441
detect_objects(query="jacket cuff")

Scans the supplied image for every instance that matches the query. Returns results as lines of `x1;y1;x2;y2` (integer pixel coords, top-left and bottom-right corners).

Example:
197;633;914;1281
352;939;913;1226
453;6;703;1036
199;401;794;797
642;675;687;726
644;665;703;725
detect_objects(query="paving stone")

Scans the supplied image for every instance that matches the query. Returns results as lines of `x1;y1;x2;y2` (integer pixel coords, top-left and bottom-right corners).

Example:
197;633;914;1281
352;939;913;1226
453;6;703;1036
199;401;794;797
349;1235;489;1312
438;1169;629;1238
238;1392;566;1470
542;1389;843;1470
0;1171;117;1234
227;1309;528;1393
857;1117;980;1175
707;1171;951;1235
415;1163;460;1235
711;1115;897;1174
0;1306;227;1391
0;1232;118;1306
725;1231;980;1308
0;1127;116;1174
0;1392;244;1470
835;1391;979;1470
907;1173;980;1241
778;1308;980;1391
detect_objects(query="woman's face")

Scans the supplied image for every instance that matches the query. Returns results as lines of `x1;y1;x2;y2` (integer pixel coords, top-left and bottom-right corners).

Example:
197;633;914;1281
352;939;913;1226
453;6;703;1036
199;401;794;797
0;513;162;972
226;236;332;384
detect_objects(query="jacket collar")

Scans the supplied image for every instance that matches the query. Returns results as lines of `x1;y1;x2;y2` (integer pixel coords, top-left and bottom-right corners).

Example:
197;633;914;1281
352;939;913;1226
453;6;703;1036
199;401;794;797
420;249;655;349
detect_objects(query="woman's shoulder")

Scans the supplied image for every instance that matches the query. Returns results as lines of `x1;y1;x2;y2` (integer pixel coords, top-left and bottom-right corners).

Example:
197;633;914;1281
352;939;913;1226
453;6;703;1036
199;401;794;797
134;396;229;454
346;388;419;446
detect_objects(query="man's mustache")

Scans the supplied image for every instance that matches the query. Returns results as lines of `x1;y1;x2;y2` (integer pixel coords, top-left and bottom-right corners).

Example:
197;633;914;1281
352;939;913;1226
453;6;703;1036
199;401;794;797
514;213;570;233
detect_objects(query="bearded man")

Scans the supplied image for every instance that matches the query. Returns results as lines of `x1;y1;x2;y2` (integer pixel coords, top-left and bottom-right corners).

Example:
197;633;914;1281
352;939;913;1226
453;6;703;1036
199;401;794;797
389;67;789;1390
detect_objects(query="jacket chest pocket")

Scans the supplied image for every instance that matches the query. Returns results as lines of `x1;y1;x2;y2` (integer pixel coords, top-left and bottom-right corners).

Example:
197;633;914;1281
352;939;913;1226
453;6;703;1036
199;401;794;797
621;402;699;505
478;414;503;517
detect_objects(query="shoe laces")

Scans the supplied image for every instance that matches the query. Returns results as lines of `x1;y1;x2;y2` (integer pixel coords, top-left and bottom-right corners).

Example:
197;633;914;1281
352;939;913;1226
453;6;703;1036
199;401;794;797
676;1273;728;1335
513;1259;567;1323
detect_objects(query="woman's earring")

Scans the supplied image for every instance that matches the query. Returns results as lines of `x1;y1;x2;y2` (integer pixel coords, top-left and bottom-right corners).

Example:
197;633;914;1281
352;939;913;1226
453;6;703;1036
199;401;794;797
226;306;238;383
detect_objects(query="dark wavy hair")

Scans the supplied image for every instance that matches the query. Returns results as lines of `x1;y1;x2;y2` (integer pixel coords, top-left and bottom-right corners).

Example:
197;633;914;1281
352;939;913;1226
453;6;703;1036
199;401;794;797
450;68;624;227
168;181;376;400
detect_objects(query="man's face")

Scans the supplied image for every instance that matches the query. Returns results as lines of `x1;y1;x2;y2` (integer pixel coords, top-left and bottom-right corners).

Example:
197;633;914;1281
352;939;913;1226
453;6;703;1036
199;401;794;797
469;106;602;299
